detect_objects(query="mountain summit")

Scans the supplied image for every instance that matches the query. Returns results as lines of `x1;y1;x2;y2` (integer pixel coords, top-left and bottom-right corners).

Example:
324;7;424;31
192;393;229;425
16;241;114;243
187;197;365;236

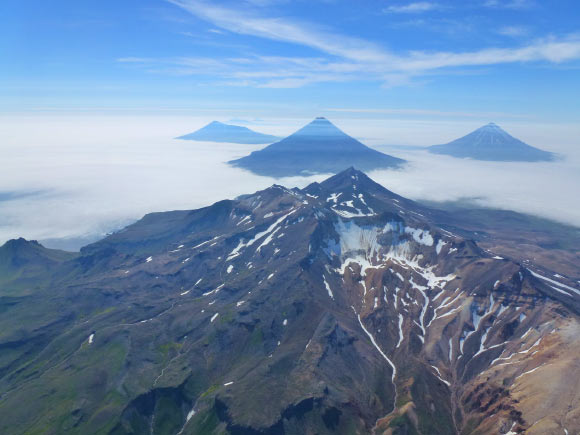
177;121;279;144
1;168;578;434
428;122;555;161
0;238;76;290
229;117;406;177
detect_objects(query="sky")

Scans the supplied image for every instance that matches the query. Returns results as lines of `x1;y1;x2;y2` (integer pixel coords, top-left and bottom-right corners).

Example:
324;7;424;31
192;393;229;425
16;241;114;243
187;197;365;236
2;0;580;120
1;0;580;248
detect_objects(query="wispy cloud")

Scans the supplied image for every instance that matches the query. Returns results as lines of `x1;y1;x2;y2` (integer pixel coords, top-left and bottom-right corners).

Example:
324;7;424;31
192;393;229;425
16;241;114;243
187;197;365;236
384;2;442;14
483;0;534;10
167;0;391;63
496;25;529;37
126;1;580;88
121;37;580;88
387;16;474;36
324;107;531;119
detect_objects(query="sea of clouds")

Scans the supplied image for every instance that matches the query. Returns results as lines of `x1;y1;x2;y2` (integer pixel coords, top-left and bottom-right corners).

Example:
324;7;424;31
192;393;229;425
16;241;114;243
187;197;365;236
1;113;578;250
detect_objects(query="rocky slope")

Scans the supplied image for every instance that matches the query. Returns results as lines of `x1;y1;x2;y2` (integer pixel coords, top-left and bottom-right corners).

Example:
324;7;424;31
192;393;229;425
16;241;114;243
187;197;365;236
0;169;578;434
0;237;77;295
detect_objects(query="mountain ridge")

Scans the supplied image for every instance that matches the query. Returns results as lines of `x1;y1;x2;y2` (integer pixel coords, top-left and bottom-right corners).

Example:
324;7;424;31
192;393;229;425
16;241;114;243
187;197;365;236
0;237;77;293
0;169;578;434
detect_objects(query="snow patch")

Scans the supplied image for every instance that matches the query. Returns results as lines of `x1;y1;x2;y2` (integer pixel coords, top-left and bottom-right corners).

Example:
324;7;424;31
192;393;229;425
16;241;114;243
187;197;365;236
396;314;404;348
203;284;224;297
404;226;434;246
327;193;342;203
448;337;453;361
528;269;580;296
323;275;334;299
192;236;221;250
435;239;447;254
430;365;450;387
353;307;396;383
227;209;296;260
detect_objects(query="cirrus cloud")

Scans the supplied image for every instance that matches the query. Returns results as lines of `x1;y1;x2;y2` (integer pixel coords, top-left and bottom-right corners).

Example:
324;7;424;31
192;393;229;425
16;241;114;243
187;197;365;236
113;1;580;89
384;2;442;14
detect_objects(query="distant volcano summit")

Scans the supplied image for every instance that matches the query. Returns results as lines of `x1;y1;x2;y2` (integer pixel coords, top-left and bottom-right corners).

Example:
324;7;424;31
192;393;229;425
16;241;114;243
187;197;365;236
177;121;279;144
228;117;406;177
428;122;555;162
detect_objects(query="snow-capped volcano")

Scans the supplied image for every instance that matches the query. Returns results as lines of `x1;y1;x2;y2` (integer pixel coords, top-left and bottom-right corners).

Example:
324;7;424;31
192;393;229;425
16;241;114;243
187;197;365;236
229;117;406;177
428;122;555;161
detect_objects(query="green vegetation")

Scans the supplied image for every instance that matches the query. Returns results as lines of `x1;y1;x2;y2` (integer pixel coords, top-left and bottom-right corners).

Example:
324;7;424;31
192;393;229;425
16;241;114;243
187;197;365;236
153;395;183;434
158;342;183;359
186;406;225;434
389;413;419;435
200;384;220;399
249;326;264;347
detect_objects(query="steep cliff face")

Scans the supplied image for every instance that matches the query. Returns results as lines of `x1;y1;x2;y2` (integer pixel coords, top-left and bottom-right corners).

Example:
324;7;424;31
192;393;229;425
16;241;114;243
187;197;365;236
0;169;577;434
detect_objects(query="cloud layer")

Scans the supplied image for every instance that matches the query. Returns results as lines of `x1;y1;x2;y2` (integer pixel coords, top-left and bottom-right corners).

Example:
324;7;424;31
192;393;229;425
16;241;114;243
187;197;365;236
1;114;578;249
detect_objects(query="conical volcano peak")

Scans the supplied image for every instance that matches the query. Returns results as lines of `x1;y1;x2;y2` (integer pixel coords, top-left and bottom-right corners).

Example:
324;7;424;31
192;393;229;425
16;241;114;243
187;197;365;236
428;122;555;162
320;167;372;189
228;118;406;177
330;166;368;181
177;121;279;144
318;166;400;198
292;117;347;138
473;122;513;140
479;122;505;132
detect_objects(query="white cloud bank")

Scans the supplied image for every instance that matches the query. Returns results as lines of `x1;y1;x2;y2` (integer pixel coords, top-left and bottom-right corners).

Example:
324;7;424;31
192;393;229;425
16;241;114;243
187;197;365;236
0;114;578;250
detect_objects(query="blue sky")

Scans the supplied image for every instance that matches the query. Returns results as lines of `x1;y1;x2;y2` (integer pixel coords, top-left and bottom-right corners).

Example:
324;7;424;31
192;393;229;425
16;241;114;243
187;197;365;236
2;0;580;121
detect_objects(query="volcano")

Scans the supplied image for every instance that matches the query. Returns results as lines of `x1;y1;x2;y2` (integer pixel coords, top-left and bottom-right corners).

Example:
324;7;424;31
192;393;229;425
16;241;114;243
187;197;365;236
0;169;578;434
428;122;556;162
177;121;279;144
229;117;406;177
